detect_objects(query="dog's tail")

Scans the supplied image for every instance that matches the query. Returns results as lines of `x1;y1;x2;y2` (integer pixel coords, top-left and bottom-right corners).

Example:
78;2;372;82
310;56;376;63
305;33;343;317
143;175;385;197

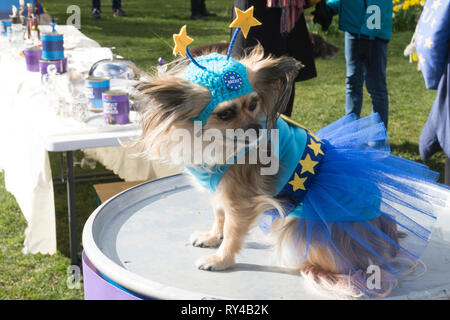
269;217;399;299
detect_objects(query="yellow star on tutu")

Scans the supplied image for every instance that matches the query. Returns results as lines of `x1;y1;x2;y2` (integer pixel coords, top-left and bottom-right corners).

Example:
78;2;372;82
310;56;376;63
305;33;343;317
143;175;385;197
308;139;324;156
300;154;319;175
229;6;262;38
173;25;193;57
288;173;307;192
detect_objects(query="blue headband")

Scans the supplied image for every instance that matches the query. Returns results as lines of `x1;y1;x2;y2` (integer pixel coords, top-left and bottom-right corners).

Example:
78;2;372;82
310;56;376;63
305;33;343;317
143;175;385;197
173;7;261;124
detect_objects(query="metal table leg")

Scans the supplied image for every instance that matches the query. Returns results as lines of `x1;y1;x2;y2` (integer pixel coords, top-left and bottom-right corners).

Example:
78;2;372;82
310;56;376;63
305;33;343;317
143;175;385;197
66;151;79;266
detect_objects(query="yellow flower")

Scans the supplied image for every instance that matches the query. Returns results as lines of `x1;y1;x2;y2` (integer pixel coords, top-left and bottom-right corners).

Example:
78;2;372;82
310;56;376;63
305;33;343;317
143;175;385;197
393;4;401;12
403;2;410;10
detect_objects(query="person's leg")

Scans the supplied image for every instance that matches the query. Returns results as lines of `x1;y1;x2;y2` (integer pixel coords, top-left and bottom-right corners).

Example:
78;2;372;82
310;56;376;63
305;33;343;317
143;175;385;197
345;32;364;119
200;0;216;16
364;39;389;129
92;0;101;18
112;0;122;10
112;0;126;16
191;0;202;16
92;0;101;10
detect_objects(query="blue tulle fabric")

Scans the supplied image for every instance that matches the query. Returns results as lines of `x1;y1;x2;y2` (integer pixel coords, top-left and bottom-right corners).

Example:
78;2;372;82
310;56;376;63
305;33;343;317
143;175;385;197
260;113;449;296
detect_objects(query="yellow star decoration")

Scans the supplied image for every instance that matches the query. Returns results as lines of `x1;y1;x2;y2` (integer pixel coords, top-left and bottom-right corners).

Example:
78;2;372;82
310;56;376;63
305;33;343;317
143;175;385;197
173;25;193;57
229;6;262;38
299;154;319;175
432;0;441;10
288;173;307;192
418;53;426;66
308;139;324;156
424;37;434;49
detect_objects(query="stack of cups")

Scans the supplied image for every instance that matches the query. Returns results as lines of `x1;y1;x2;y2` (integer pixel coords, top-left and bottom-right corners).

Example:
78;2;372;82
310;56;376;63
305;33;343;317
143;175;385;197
40;27;67;76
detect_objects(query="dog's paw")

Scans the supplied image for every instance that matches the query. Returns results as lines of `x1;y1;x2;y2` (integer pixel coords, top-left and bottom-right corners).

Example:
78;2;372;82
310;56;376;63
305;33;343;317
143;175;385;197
195;254;234;271
190;231;223;248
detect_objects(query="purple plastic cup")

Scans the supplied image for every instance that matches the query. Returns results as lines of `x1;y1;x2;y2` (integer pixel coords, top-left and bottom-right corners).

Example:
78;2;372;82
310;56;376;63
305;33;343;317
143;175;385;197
102;90;130;125
24;47;42;72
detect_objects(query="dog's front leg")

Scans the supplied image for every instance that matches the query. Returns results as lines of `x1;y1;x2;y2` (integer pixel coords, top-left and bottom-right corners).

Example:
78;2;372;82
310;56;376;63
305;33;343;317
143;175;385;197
196;206;254;271
190;205;224;248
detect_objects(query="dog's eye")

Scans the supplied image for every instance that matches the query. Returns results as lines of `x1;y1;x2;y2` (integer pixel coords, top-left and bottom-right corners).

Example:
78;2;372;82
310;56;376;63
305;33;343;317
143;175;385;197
248;98;258;112
216;109;236;121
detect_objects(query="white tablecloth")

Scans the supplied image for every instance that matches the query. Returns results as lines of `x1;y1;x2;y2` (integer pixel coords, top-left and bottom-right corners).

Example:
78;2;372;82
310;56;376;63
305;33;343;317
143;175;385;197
0;25;181;255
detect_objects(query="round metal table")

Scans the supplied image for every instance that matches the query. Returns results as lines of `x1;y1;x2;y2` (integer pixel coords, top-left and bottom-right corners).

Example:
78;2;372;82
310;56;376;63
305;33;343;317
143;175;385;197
82;173;450;300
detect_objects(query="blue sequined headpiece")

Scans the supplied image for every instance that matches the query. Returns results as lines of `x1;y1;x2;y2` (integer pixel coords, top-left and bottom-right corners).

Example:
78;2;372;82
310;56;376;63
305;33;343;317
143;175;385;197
183;53;254;124
172;7;261;124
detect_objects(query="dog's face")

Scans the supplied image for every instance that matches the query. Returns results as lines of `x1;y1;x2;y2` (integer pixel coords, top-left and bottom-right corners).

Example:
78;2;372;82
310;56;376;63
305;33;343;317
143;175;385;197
133;44;302;166
203;91;263;133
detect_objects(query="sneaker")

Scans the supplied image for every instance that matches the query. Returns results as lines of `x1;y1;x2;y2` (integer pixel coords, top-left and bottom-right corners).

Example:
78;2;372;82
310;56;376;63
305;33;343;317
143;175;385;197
113;8;126;17
92;8;101;19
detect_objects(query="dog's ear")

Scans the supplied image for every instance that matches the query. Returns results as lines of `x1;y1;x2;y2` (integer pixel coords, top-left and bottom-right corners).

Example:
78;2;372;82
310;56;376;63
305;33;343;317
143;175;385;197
244;44;303;126
134;76;211;122
130;75;211;162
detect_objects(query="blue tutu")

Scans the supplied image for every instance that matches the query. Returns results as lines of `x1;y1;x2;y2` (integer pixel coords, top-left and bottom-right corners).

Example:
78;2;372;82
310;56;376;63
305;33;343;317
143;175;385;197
261;113;450;296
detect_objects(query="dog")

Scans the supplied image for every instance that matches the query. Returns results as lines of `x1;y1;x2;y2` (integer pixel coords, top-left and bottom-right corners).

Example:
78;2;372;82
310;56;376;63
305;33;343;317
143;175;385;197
309;32;339;59
132;44;404;298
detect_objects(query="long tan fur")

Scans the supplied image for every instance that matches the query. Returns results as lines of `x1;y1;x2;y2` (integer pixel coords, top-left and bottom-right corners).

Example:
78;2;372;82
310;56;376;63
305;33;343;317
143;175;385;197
133;44;403;298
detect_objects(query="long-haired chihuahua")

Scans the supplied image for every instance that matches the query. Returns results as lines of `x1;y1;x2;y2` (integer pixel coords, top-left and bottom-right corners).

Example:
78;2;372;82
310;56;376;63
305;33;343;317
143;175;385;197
131;44;403;298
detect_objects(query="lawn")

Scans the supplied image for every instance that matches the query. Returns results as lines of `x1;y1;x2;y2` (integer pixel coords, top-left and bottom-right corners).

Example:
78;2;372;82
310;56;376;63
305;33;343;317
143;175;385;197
0;0;445;300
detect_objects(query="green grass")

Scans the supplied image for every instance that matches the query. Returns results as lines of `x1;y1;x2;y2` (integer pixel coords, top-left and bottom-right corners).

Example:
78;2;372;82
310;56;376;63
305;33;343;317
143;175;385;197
0;0;446;299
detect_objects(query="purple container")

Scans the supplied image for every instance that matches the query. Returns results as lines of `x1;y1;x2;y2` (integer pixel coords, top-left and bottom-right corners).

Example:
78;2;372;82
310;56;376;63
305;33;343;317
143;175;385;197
82;252;141;300
102;90;130;125
39;57;67;76
23;47;42;72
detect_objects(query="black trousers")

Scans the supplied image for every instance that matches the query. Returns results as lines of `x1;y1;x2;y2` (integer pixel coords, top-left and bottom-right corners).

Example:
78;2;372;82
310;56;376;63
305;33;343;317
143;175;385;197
92;0;122;10
191;0;208;16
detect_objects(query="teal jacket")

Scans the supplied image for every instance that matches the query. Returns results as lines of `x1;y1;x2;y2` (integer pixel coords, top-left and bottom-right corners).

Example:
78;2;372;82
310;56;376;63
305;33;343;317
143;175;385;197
326;0;393;40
